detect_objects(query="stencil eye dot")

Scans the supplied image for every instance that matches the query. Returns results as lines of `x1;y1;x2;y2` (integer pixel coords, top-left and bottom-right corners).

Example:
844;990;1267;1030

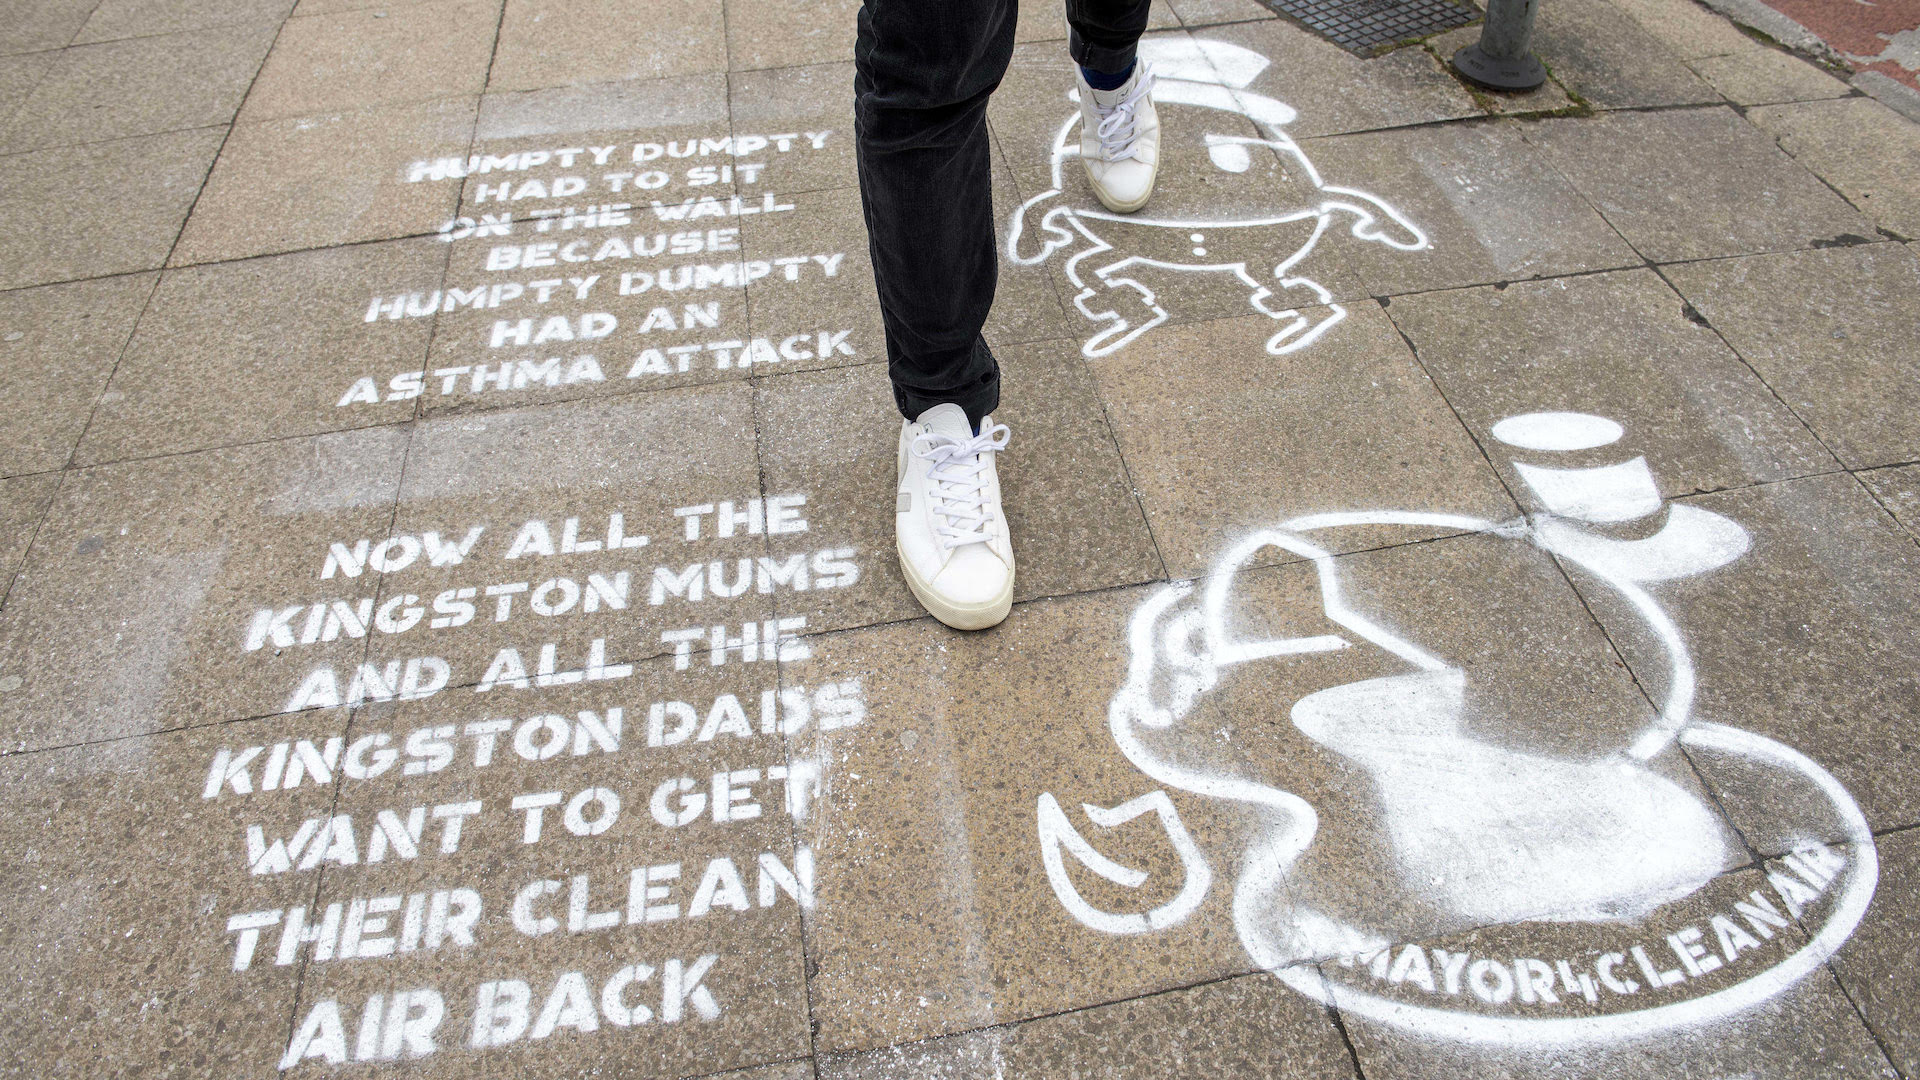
1208;141;1252;173
1490;412;1624;452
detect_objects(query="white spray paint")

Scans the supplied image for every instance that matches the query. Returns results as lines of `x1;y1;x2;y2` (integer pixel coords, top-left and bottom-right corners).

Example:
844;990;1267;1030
1035;413;1877;1045
1006;38;1428;358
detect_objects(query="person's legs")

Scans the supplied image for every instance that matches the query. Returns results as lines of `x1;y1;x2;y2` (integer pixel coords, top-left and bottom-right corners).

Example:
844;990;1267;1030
857;0;1021;631
854;0;1016;428
1065;0;1152;79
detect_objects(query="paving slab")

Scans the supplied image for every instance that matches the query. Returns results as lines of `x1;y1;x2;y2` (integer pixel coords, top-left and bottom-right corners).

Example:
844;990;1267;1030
1388;269;1836;497
387;387;776;682
0;472;59;585
240;0;500;121
173;96;477;265
1298;120;1641;297
1573;473;1920;839
76;239;444;464
1687;45;1852;105
727;62;858;197
1333;862;1894;1076
286;655;813;1076
725;0;858;73
1857;465;1920;542
1526;106;1876;262
1165;0;1274;28
1084;307;1515;578
752;339;1161;635
1178;20;1479;141
0;49;55;129
1527;0;1721;109
0;273;155;476
818;973;1355;1078
1603;0;1759;60
1663;243;1920;469
1830;827;1920;1077
487;0;728;94
0;715;342;1078
0;0;99;55
1747;96;1920;241
72;0;291;42
0;22;275;152
0;126;226;290
0;428;409;751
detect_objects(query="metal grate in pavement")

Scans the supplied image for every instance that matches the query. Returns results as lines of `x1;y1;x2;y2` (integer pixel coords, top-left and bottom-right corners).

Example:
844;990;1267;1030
1257;0;1479;54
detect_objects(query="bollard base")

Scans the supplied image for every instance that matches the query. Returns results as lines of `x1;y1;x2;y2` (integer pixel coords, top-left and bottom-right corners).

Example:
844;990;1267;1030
1452;42;1548;90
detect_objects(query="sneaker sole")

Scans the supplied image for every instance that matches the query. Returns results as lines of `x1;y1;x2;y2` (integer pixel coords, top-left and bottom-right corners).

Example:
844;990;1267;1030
895;536;1014;631
1085;159;1158;214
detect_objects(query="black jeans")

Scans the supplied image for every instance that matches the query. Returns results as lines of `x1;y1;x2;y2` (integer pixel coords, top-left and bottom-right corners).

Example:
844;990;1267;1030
855;0;1151;424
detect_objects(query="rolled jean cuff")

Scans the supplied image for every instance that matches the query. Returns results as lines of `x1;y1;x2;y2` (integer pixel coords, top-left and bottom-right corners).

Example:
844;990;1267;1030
890;341;1001;426
1069;28;1137;74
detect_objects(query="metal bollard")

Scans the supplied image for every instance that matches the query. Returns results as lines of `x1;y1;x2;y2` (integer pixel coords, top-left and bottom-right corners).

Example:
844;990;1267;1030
1452;0;1548;91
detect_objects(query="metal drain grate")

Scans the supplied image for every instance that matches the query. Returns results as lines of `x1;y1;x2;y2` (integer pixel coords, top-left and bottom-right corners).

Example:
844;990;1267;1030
1258;0;1479;54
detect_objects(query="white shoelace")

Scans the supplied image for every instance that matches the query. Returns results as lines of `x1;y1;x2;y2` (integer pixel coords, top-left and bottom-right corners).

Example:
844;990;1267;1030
1090;65;1154;162
912;423;1012;550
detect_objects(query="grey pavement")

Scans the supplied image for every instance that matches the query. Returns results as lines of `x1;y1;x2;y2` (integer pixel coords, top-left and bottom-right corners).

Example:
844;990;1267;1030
0;0;1917;1075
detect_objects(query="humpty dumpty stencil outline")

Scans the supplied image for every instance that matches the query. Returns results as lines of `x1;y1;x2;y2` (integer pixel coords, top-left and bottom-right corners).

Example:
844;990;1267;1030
1037;413;1878;1045
1007;37;1429;359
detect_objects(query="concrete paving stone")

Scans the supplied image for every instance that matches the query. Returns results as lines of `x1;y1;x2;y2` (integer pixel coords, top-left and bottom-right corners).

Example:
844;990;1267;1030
710;1062;813;1080
1526;106;1876;263
0;126;225;291
1017;0;1179;44
725;0;858;73
1388;269;1837;498
1333;863;1895;1077
987;156;1076;348
1663;243;1920;469
1426;27;1577;116
1299;120;1640;297
0;0;98;55
733;186;885;378
1747;96;1920;241
240;0;500;121
76;239;444;464
1576;473;1920;840
0;273;155;476
1687;45;1851;105
786;586;1260;1052
293;0;439;14
818;973;1355;1079
0;473;59;585
1180;20;1479;141
752;339;1162;635
72;0;290;42
1831;827;1920;1076
287;655;811;1076
1602;0;1757;61
387;387;775;682
1857;466;1920;542
1084;307;1515;578
0;22;275;152
0;428;409;751
727;62;857;197
1166;0;1275;28
487;0;727;94
461;71;735;216
173;96;477;265
0;714;345;1078
1527;0;1720;109
0;49;54;129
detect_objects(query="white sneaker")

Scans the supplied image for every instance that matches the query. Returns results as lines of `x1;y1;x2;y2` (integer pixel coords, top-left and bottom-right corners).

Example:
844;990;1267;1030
895;403;1015;630
1077;62;1160;214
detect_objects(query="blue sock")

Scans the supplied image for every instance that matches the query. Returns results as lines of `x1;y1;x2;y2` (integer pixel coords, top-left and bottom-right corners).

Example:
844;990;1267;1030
1080;58;1135;91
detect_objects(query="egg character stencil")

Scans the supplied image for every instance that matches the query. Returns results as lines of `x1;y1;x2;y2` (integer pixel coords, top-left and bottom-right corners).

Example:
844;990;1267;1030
1007;37;1429;358
1037;413;1878;1045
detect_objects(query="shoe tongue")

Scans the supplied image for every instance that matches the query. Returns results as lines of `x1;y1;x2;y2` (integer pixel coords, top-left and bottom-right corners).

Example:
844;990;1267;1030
1088;69;1139;108
918;403;974;442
